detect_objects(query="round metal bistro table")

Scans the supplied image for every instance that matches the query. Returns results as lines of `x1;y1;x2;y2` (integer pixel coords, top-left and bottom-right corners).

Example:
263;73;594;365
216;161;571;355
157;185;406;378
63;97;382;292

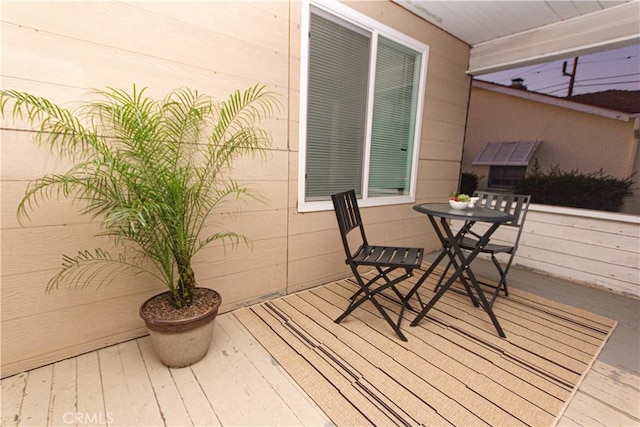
406;203;515;338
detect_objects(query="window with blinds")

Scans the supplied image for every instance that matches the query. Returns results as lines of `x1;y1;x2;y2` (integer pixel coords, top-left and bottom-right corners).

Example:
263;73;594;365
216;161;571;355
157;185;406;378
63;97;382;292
305;11;370;200
299;2;428;211
369;37;420;197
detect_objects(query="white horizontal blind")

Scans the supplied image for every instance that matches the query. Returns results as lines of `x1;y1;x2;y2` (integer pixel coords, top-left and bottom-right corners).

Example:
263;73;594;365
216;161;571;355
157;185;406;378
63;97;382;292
305;11;371;200
369;36;421;197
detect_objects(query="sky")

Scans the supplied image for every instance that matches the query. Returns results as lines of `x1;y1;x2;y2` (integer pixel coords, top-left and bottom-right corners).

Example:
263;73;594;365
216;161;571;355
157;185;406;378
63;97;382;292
476;44;640;97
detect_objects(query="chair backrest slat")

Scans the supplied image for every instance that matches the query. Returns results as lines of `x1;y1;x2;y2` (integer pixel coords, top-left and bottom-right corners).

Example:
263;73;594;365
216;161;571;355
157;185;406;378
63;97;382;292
474;191;531;250
474;191;530;227
331;190;368;259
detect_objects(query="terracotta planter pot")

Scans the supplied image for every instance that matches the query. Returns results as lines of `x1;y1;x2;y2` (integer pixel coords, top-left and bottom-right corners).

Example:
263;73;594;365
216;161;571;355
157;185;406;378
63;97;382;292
139;288;221;368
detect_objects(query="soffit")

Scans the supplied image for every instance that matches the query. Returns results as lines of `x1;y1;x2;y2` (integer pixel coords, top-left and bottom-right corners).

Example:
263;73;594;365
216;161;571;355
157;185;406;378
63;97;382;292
393;0;640;75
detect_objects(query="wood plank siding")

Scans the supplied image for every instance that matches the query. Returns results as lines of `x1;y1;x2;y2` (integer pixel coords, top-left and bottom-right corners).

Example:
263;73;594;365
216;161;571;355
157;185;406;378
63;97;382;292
0;1;471;377
451;205;640;297
517;206;640;297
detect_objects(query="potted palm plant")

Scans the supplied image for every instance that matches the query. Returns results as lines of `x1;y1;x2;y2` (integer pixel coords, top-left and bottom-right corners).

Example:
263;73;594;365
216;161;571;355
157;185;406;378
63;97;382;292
0;84;279;367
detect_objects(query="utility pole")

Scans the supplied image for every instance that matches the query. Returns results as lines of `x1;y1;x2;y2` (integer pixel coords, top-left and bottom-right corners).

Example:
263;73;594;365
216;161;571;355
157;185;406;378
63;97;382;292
562;57;579;97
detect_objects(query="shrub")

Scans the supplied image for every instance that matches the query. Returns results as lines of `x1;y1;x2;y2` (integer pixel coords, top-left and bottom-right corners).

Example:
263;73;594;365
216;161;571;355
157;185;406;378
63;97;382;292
514;162;634;212
460;171;481;195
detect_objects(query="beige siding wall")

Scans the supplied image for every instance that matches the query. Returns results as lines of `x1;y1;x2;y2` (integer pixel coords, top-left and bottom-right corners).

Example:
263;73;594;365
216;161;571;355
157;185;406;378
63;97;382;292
1;1;470;377
463;86;638;213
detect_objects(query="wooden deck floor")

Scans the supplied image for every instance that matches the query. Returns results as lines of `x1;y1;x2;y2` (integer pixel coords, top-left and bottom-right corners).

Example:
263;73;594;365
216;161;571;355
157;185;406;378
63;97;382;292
2;264;639;426
2;314;331;427
562;361;639;426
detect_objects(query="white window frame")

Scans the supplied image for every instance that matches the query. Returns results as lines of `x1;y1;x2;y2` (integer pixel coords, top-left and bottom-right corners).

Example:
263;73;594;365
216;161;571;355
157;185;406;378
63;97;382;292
298;0;429;212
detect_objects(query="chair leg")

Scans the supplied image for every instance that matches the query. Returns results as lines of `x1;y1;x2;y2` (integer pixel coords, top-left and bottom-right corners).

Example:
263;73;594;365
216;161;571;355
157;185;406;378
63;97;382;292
486;252;516;306
491;253;514;297
335;268;411;341
335;285;408;341
376;267;416;311
377;267;406;301
335;285;371;323
368;296;408;341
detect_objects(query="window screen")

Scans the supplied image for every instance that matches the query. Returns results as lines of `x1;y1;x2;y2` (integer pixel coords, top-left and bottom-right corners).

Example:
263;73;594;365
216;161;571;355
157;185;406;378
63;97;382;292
369;37;421;197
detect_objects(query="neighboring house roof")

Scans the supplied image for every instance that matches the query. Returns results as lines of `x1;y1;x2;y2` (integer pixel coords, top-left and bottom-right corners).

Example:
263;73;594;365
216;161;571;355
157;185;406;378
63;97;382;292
567;90;640;114
473;79;636;121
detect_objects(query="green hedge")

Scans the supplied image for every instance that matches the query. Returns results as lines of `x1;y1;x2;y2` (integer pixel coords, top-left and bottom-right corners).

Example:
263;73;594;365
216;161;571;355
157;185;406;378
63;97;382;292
514;163;634;212
460;172;480;195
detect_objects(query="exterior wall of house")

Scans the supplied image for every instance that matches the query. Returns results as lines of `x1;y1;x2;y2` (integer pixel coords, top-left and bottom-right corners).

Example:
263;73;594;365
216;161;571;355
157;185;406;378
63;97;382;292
0;1;471;377
463;85;639;214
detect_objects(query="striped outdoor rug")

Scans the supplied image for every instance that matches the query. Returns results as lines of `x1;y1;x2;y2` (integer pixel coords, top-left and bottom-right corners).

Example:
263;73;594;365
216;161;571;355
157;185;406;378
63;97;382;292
234;266;617;426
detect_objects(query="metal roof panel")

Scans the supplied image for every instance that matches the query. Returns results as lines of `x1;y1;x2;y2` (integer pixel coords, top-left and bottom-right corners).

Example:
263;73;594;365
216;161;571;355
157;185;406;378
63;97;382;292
473;140;541;166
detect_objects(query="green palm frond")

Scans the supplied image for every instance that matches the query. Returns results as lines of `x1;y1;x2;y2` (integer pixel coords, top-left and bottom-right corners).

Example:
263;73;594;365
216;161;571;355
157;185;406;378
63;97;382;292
2;84;280;308
0;90;100;159
46;248;160;292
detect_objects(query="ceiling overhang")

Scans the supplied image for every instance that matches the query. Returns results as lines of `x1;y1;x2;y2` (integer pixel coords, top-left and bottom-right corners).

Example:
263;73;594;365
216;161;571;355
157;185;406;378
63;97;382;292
469;2;640;75
394;1;640;76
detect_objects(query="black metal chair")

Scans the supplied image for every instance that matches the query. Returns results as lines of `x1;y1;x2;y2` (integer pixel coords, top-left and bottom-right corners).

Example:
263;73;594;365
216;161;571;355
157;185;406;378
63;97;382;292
435;191;531;306
331;190;424;341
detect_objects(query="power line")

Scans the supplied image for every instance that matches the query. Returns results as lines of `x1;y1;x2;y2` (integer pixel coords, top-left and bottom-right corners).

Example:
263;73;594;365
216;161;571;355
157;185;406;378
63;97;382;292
579;54;639;65
534;73;640;92
503;54;639;84
507;62;556;80
577;73;640;81
547;80;640;95
480;47;640;95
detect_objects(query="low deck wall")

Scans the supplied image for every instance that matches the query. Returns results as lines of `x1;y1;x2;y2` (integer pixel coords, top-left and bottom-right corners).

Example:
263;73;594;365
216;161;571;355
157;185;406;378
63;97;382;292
518;205;639;297
462;204;640;298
